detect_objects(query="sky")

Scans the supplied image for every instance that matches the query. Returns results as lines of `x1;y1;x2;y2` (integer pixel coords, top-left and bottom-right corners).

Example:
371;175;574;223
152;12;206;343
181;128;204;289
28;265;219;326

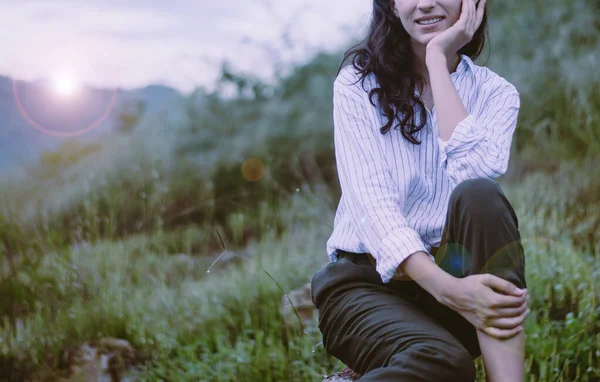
0;0;370;93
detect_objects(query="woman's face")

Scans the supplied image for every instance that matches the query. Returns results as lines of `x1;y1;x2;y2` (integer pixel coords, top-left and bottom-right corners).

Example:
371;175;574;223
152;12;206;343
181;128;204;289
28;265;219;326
392;0;463;47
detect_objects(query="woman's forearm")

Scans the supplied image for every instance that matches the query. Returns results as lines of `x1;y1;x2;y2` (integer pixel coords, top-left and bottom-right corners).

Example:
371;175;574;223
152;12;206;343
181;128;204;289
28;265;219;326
426;51;469;142
399;251;458;303
477;330;525;382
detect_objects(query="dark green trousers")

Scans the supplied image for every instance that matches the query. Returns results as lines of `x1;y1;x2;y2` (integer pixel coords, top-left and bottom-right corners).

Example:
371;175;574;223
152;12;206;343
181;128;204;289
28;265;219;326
311;178;527;381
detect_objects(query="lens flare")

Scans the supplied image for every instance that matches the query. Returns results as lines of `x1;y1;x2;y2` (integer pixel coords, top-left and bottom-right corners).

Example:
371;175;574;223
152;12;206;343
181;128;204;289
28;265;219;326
52;74;79;97
12;79;118;137
241;158;265;182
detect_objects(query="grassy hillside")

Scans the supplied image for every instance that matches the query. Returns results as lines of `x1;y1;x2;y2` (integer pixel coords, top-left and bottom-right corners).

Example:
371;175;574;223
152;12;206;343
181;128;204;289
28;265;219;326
0;0;598;380
0;168;598;380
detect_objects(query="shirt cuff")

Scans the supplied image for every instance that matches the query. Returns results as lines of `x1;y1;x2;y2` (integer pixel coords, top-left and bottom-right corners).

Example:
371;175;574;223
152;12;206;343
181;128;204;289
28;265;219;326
438;114;487;168
375;228;431;283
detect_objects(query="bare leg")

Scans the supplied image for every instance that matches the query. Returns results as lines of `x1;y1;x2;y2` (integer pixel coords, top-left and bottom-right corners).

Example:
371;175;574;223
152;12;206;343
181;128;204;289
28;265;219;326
477;330;525;382
437;179;528;381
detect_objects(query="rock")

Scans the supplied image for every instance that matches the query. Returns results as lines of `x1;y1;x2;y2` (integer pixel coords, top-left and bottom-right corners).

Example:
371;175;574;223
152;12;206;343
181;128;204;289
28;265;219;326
60;337;138;382
281;282;316;330
322;366;362;381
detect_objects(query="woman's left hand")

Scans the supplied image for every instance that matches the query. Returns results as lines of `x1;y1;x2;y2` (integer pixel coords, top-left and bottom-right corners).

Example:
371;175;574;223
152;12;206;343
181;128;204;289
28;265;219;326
426;0;486;59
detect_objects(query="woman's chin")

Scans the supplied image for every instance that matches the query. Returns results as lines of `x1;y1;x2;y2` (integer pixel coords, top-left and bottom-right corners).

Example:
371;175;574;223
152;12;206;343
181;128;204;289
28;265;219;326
412;36;437;48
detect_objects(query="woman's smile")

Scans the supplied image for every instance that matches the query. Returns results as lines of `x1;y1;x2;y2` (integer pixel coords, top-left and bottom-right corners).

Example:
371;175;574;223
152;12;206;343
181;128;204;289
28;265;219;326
415;16;446;33
416;16;445;26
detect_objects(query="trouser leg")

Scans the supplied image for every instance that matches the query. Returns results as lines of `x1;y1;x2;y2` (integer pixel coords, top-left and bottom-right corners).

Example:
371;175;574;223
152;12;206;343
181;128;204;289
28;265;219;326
311;255;477;382
435;178;527;289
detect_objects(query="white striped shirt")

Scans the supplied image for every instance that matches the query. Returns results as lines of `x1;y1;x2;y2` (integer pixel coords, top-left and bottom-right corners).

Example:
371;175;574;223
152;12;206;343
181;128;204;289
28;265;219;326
326;54;520;284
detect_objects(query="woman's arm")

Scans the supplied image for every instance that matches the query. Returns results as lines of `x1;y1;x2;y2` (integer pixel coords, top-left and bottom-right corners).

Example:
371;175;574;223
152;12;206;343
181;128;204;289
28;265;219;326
427;52;521;186
333;68;431;284
426;52;469;142
399;250;458;301
401;251;528;340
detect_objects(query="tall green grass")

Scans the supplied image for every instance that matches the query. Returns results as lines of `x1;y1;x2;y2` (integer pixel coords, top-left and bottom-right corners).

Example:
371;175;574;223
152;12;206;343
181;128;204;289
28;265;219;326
486;0;600;157
0;173;598;380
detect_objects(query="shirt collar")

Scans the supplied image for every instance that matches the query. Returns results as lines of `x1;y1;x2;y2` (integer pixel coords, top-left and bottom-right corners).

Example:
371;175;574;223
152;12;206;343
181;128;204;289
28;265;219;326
452;54;473;78
413;54;473;99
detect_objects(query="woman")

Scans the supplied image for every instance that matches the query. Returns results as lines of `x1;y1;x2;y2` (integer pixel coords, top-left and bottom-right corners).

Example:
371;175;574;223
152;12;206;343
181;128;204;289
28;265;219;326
311;0;529;381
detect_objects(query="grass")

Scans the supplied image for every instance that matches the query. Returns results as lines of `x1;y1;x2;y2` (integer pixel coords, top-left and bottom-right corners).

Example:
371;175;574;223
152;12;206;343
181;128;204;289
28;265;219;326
0;168;599;381
0;193;341;381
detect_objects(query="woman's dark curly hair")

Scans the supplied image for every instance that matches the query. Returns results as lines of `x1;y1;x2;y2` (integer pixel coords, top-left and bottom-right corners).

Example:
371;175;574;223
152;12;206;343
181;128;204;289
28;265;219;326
337;0;488;144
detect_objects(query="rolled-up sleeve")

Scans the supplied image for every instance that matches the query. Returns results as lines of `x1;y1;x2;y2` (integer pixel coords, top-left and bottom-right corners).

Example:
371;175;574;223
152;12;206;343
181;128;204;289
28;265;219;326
333;73;428;283
438;84;520;186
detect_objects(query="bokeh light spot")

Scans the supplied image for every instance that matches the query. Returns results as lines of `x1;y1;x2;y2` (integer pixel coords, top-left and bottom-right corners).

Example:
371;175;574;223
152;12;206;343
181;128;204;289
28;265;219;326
241;158;265;182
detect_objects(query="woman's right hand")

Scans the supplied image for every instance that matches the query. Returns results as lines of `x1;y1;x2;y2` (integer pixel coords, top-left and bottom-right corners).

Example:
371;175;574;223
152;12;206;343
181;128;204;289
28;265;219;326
442;274;530;339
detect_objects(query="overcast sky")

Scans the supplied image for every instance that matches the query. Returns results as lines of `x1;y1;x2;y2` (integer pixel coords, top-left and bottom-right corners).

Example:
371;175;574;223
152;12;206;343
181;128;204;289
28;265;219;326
0;1;370;93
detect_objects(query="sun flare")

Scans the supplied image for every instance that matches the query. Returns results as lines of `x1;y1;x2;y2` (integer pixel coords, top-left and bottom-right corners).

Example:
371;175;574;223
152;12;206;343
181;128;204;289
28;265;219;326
52;74;79;97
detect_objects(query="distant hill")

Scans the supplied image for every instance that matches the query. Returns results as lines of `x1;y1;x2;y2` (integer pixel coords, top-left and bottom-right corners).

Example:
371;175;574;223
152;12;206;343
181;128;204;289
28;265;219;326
0;76;187;171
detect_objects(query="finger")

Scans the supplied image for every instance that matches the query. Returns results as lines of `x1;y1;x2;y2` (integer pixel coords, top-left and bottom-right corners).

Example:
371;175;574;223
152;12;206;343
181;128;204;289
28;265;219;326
483;274;525;296
487;300;528;319
482;325;523;340
488;308;531;329
475;0;486;29
458;0;470;26
488;292;527;309
469;0;479;31
462;0;473;29
469;0;475;28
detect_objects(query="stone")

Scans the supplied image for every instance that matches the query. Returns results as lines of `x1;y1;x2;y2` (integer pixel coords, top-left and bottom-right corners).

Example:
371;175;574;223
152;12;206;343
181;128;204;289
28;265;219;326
281;282;316;330
59;337;138;382
322;366;362;382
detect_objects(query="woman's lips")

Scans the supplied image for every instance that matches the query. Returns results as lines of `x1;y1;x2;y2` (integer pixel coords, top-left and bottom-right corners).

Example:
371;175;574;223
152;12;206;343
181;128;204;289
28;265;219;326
416;17;444;28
